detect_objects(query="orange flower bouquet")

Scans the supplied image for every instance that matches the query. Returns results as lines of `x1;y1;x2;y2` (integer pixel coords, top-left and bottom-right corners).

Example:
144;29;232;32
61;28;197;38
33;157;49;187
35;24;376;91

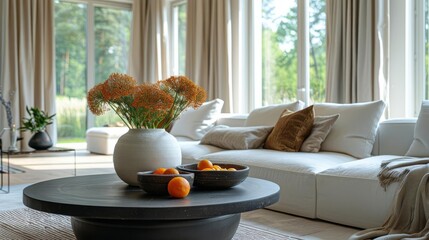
87;73;207;129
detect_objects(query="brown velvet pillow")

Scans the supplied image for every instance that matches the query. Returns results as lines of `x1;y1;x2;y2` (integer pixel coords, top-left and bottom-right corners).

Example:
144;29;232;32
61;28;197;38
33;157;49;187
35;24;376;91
264;105;315;152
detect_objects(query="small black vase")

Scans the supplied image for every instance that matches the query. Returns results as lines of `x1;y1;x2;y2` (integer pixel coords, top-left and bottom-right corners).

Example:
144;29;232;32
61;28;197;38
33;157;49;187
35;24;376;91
29;131;53;150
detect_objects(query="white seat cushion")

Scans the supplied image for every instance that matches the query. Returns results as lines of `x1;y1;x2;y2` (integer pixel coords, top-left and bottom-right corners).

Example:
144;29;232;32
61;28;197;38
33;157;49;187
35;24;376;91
178;140;226;163
196;149;356;218
317;155;401;229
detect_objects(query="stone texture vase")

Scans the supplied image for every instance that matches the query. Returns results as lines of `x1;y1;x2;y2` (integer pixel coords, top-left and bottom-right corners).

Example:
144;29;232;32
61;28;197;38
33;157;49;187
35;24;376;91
113;129;182;186
29;131;53;150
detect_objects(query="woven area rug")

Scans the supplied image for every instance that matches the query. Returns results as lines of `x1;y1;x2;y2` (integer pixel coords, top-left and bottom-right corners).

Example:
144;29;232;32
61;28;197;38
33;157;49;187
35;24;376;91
0;208;301;240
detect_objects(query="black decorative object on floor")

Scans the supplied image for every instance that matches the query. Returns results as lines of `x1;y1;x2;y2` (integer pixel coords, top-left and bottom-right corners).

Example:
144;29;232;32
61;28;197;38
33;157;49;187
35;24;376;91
28;131;53;150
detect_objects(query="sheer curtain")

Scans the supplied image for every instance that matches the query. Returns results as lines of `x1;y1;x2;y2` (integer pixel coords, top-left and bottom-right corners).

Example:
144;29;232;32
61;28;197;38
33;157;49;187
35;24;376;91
128;0;169;83
0;0;56;150
325;0;389;105
186;0;242;113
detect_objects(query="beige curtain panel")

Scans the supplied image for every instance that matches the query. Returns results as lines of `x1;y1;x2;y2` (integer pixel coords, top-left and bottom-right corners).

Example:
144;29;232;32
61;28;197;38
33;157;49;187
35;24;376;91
186;0;236;113
128;0;169;83
0;0;56;150
326;0;389;104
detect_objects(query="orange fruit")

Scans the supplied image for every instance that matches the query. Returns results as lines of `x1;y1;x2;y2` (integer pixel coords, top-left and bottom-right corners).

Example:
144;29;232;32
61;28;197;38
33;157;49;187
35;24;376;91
164;168;179;175
202;168;214;171
212;165;222;170
168;177;190;198
197;159;213;170
153;167;166;174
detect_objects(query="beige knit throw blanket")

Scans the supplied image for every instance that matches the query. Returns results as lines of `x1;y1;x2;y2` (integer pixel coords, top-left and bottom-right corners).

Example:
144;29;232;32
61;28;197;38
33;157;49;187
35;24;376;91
349;157;429;240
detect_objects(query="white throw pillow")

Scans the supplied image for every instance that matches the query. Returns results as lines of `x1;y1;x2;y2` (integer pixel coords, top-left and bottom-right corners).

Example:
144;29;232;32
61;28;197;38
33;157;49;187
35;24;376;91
314;100;386;158
200;125;273;150
170;99;224;140
245;101;305;127
406;100;429;157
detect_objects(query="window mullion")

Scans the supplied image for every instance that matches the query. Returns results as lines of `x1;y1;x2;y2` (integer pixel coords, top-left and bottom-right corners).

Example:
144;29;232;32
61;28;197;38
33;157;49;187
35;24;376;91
297;0;310;106
86;3;95;128
415;0;425;113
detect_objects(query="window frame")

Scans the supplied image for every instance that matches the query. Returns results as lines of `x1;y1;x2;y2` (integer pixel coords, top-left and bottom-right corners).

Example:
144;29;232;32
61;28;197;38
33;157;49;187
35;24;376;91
56;0;132;129
253;0;312;109
415;0;426;114
168;0;187;75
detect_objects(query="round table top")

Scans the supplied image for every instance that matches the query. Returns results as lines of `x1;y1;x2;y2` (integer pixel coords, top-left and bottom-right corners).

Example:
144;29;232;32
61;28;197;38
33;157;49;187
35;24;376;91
23;174;280;220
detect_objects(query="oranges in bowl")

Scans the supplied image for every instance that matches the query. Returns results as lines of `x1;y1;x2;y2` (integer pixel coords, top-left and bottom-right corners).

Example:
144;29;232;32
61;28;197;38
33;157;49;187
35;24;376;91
177;159;249;189
137;168;193;197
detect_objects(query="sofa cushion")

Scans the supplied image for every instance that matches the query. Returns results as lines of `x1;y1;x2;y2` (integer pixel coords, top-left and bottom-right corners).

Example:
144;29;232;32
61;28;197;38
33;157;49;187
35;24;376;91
178;140;226;163
264;106;314;152
372;119;416;156
314;100;386;159
170;98;224;140
195;149;356;218
200;126;273;150
300;114;339;153
245;100;304;127
406;100;429;157
317;155;401;229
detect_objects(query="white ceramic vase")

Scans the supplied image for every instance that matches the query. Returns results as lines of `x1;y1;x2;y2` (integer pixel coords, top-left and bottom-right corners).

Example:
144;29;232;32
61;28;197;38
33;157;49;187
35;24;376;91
113;129;182;186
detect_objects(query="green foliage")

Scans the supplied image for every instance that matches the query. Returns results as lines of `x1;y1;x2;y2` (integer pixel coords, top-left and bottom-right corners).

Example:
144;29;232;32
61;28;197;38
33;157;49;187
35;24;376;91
54;1;131;142
55;2;87;99
56;96;86;139
261;0;326;105
94;6;131;84
20;106;56;133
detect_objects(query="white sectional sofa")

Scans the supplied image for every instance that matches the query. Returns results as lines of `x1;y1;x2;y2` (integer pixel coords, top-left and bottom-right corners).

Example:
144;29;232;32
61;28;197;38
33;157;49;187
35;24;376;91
86;100;421;230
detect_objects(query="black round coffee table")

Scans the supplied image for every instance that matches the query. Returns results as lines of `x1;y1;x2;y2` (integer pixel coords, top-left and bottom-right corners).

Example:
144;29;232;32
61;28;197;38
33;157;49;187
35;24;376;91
23;174;279;240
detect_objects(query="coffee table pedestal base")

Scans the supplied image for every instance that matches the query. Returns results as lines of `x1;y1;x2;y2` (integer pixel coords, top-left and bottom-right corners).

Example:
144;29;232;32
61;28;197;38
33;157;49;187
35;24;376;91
71;213;240;240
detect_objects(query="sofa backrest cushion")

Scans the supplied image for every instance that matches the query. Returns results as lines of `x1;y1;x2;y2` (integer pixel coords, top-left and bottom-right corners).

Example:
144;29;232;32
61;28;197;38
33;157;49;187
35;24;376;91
314;100;386;159
170;98;224;140
245;101;305;127
406;100;429;157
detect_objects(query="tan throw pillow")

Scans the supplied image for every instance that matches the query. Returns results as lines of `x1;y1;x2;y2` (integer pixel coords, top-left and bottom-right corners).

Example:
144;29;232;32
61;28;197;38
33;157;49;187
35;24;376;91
264;105;315;152
300;114;340;153
200;126;273;150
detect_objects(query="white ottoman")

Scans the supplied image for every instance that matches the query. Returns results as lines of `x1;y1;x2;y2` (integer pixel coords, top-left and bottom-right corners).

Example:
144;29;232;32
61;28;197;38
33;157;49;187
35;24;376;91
86;127;128;155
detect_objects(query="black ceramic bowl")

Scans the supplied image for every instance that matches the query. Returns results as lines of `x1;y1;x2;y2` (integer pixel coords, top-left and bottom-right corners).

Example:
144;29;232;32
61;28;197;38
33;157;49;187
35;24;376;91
176;163;249;189
137;170;194;195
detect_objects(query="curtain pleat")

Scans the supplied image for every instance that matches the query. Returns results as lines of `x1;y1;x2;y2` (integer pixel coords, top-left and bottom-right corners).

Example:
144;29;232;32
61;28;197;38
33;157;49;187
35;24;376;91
326;0;388;104
1;0;56;150
186;0;234;113
128;0;169;83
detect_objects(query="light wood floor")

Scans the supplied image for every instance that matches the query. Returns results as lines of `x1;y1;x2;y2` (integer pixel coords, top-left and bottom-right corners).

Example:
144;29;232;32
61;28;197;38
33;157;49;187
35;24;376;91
1;144;360;240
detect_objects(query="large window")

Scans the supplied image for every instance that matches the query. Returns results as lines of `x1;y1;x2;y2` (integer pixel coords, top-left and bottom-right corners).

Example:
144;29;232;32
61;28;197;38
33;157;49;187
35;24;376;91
55;0;131;143
167;0;325;111
260;0;325;106
261;0;298;105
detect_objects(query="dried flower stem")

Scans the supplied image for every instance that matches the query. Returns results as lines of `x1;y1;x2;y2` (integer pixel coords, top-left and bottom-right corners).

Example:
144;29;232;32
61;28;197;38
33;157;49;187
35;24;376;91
87;74;207;129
